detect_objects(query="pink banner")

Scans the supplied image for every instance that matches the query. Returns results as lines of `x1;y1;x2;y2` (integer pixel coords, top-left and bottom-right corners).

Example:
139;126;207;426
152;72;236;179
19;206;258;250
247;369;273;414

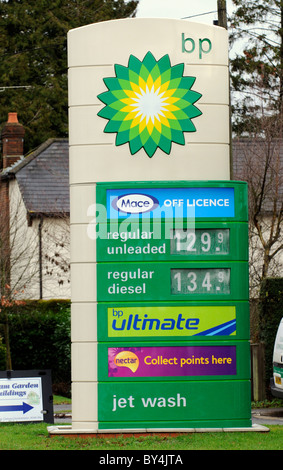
108;346;236;377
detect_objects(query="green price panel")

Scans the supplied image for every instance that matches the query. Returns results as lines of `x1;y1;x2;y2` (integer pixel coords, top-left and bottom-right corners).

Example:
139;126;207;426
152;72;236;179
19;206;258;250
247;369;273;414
96;262;249;302
96;222;248;262
95;180;250;431
98;381;252;429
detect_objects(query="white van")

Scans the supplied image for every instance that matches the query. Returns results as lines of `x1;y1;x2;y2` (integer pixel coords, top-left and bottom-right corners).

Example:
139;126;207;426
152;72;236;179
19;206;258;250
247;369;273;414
271;318;283;399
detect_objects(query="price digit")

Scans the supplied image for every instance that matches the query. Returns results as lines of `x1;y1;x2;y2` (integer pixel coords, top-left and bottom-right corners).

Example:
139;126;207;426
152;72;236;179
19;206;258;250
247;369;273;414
187;232;197;252
173;271;181;291
173;231;183;252
201;232;211;252
218;232;224;244
187;271;197;291
202;271;212;291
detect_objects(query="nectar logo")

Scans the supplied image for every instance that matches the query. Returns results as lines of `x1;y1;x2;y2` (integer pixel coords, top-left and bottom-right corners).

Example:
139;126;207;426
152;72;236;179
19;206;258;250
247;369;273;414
97;51;202;157
114;351;139;373
112;193;159;214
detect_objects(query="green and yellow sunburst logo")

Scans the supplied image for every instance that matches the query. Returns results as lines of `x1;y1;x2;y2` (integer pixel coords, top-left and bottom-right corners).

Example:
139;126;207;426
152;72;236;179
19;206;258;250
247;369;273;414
97;51;202;158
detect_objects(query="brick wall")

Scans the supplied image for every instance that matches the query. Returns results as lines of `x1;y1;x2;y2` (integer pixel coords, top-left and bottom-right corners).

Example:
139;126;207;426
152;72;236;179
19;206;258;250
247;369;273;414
1;112;25;169
0;112;25;287
0;178;11;286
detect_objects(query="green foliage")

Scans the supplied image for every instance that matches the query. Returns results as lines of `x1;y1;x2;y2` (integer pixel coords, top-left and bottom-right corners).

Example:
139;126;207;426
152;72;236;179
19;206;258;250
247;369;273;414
229;0;283;134
252;398;283;408
0;0;138;152
0;337;6;370
259;278;283;389
0;300;71;396
0;422;283;450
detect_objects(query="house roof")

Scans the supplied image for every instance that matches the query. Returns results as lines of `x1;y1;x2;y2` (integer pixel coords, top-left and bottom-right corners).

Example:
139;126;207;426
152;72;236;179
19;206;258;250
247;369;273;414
2;138;69;216
232;138;283;214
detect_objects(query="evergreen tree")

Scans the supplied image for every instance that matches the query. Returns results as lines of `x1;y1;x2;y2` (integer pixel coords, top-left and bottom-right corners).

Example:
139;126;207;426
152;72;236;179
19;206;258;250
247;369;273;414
229;0;283;134
0;0;138;153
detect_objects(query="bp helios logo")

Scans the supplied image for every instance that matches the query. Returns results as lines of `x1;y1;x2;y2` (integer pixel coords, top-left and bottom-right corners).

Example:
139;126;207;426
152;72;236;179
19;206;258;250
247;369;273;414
97;51;202;157
112;193;159;214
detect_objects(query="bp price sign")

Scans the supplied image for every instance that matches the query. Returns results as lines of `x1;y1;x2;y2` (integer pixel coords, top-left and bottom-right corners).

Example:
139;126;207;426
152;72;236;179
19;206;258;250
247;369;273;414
96;180;252;429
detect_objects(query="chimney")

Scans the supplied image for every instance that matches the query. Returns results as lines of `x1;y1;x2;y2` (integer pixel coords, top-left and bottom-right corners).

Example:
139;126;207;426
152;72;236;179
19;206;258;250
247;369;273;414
1;112;25;169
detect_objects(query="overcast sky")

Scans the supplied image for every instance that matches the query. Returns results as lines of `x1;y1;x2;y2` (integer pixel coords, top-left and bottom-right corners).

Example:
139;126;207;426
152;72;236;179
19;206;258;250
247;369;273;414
136;0;234;24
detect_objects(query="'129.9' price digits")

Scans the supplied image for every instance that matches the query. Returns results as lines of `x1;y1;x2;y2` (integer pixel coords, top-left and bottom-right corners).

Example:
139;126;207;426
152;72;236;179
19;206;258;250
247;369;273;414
171;229;229;255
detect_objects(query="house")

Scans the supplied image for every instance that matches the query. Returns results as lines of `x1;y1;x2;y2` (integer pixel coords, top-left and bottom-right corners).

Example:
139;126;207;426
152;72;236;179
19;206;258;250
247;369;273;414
0;113;70;300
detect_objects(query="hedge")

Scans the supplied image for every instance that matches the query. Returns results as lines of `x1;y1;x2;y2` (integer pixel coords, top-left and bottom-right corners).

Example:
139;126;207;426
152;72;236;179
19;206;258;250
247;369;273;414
259;278;283;393
0;300;71;397
0;338;6;370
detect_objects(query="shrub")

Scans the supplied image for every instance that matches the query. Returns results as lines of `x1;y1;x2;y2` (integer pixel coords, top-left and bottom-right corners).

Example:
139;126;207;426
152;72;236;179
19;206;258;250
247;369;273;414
0;300;71;397
0;337;6;370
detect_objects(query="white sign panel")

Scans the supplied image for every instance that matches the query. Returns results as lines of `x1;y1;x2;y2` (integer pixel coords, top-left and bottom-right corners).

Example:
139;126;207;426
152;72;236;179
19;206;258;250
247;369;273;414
0;377;43;422
68;18;230;184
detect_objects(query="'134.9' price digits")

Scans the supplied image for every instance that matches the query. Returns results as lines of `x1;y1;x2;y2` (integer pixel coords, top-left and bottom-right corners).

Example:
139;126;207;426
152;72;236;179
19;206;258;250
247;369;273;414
171;268;230;295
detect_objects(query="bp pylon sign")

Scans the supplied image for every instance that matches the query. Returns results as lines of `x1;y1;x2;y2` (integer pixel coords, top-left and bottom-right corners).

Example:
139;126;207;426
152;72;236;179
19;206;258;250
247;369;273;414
57;18;252;434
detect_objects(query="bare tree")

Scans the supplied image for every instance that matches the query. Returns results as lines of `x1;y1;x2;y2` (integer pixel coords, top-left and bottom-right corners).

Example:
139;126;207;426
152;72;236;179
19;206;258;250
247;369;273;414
0;179;34;369
233;113;283;296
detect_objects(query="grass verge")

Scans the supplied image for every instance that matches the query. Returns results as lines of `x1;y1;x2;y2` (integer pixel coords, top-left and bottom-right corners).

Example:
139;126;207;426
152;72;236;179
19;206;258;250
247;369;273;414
0;422;281;450
0;397;281;451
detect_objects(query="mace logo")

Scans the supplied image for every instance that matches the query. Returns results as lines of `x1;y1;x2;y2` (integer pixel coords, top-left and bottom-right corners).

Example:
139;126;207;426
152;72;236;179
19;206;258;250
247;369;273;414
112;193;159;214
97;51;202;157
